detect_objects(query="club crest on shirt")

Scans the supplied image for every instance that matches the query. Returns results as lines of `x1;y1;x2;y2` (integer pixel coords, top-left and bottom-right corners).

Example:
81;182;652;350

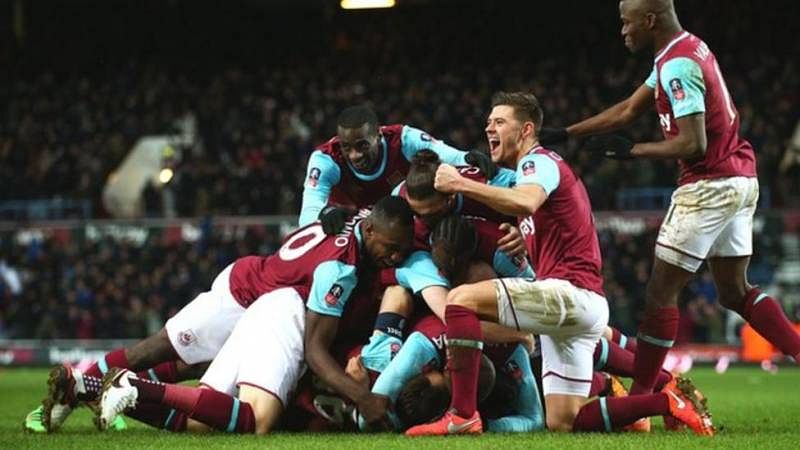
522;160;536;176
178;329;196;346
307;167;321;187
669;78;685;101
325;284;344;306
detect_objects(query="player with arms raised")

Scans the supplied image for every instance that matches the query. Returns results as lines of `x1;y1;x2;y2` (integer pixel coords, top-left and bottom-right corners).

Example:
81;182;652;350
541;0;800;397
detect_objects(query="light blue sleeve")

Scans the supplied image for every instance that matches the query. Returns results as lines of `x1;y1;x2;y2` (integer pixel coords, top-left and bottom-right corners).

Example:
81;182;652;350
359;332;403;374
486;345;545;433
306;260;357;317
400;125;467;166
390;181;405;197
515;153;560;195
359;332;441;431
493;249;535;279
659;57;706;118
488;167;516;188
645;66;657;89
394;251;449;294
299;150;342;226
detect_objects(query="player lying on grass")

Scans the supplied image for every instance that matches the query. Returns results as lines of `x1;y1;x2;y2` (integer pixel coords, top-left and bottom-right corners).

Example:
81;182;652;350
301;105;495;233
26;197;414;434
405;91;714;436
361;312;544;433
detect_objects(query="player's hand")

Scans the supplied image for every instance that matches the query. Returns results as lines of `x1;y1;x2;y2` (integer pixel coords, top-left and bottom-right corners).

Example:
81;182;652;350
521;333;536;355
497;223;526;258
357;392;391;431
434;164;464;194
538;127;569;146
318;206;355;235
465;149;498;180
583;134;635;160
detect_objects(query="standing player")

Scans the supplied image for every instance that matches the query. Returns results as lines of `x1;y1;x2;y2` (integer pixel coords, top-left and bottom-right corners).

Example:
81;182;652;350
95;197;415;433
301;105;495;232
541;0;800;396
405;92;713;435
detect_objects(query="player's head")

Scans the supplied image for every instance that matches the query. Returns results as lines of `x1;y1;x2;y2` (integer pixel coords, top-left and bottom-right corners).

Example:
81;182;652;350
337;105;381;173
430;214;478;284
396;354;496;427
618;0;679;53
396;371;450;427
362;196;414;268
487;92;543;166
405;150;457;227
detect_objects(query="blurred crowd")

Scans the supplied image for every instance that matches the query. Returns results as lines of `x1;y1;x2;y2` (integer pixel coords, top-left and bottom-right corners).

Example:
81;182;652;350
2;1;799;218
0;219;792;341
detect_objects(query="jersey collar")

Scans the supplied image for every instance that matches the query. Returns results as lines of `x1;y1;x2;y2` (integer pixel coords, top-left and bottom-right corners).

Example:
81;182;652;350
654;31;690;64
345;135;389;181
354;220;365;248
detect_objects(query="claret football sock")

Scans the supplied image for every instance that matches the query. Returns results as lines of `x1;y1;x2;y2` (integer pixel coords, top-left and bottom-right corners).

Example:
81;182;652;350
445;305;484;418
631;307;678;395
573;394;669;431
737;288;800;361
137;361;180;383
85;348;130;379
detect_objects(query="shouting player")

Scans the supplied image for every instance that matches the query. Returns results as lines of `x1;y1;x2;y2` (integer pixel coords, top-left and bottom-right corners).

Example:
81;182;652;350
405;92;713;436
540;0;800;395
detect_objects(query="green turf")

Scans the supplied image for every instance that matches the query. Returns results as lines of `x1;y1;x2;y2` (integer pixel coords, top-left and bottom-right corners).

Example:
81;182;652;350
1;366;798;449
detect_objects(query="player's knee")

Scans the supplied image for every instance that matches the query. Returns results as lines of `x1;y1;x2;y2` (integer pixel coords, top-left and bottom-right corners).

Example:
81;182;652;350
546;415;574;432
716;287;745;311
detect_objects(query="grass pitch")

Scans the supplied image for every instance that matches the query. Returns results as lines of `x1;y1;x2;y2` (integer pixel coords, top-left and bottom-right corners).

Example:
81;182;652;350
1;366;798;449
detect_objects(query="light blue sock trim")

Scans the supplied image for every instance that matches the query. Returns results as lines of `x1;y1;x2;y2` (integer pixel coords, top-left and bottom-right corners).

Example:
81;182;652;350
163;409;176;429
147;368;159;382
637;333;674;348
597;339;609;370
599;397;612;432
226;398;240;433
753;293;769;306
619;334;627;349
98;358;109;375
446;338;484;350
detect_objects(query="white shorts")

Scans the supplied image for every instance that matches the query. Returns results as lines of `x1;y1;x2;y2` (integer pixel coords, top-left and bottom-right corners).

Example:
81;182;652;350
494;277;609;397
656;176;759;273
200;287;306;407
165;264;245;364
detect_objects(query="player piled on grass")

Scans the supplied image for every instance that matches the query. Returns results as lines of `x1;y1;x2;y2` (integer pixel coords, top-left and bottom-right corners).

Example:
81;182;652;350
301;105;495;233
28;197;413;434
539;0;800;398
404;91;714;436
362;312;544;433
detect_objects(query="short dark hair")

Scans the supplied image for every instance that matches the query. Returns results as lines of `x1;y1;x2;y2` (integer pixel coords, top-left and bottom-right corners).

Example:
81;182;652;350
337;105;379;132
491;91;544;131
369;196;414;234
396;373;450;427
430;214;478;279
405;149;442;201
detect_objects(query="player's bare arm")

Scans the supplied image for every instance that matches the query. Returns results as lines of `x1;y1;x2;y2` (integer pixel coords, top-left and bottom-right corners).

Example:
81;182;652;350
566;84;654;137
630;112;707;159
304;311;390;427
435;164;546;217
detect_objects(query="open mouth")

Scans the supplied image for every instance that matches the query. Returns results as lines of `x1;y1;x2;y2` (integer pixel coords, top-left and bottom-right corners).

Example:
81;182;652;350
488;137;501;154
